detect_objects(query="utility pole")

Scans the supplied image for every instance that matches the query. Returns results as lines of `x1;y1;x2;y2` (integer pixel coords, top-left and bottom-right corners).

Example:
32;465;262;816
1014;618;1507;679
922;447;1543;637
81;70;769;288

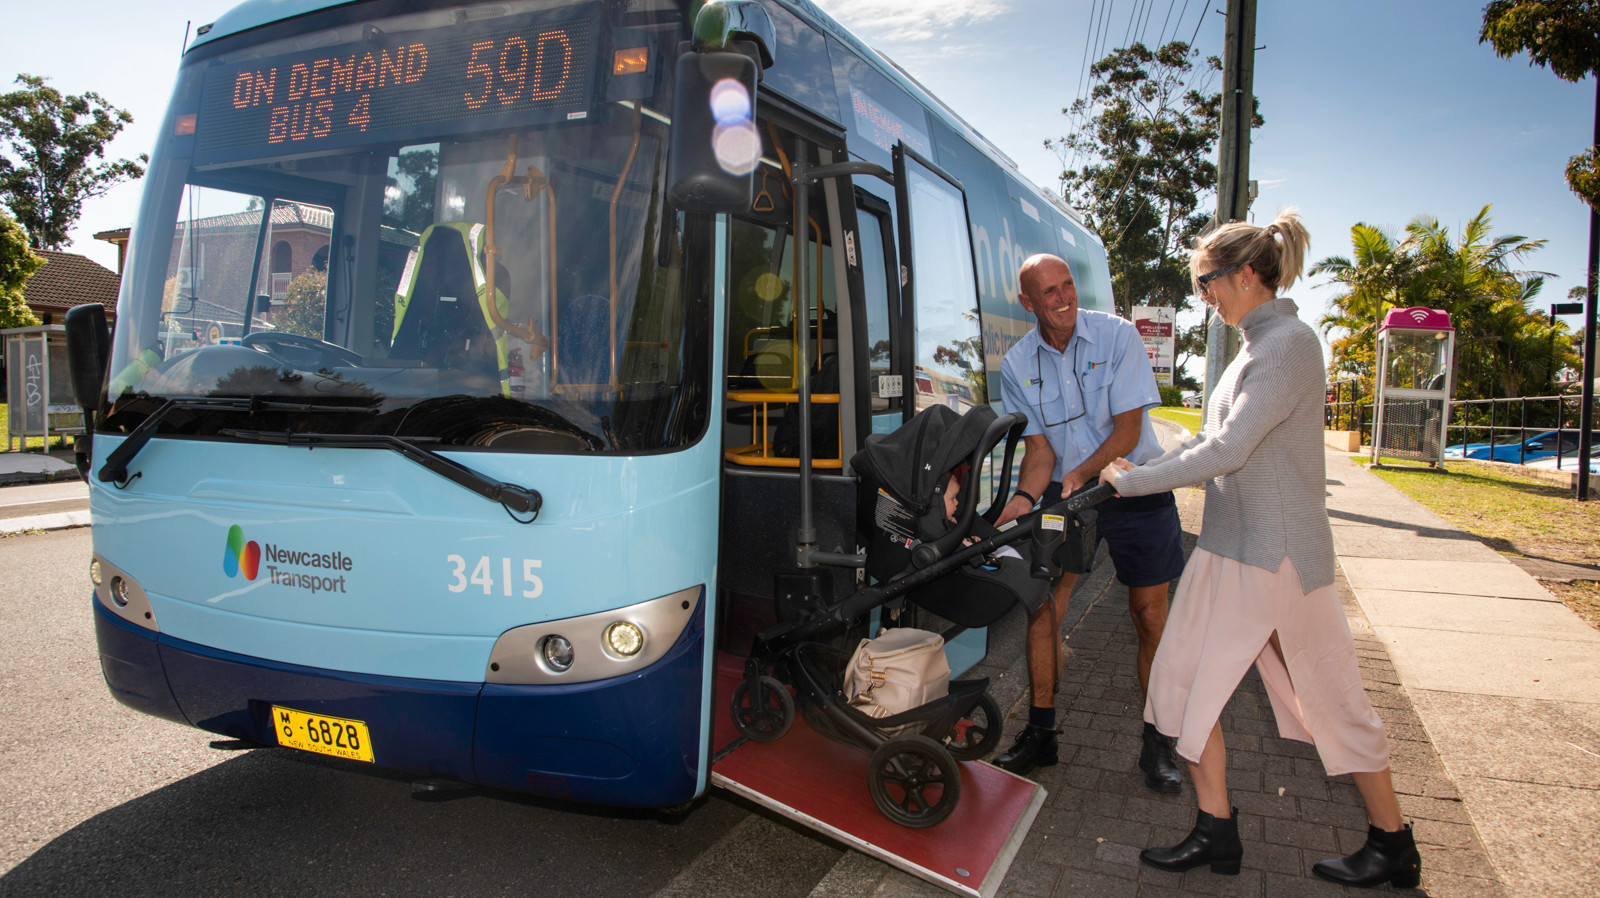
1202;0;1257;413
1577;80;1598;501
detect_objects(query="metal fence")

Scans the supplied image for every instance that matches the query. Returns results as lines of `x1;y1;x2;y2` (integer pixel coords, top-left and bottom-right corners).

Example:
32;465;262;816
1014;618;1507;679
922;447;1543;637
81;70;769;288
1324;381;1598;469
1446;394;1599;467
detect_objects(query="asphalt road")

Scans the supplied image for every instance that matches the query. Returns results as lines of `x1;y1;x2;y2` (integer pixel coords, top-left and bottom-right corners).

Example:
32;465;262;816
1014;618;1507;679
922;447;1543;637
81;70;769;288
0;527;842;898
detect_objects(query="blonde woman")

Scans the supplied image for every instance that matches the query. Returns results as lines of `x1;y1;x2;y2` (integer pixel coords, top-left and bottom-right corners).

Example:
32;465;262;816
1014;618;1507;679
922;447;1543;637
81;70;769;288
1098;210;1419;888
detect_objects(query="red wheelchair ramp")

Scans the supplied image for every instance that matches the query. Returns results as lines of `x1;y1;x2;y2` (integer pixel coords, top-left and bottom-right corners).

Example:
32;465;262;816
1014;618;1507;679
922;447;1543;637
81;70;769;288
709;654;1044;898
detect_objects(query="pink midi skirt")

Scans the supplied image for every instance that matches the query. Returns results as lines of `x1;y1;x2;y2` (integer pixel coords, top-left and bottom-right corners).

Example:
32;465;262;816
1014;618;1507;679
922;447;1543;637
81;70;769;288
1144;548;1390;777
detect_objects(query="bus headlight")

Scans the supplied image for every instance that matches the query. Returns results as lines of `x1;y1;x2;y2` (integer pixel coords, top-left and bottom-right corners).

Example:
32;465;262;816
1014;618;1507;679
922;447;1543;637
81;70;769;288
485;586;701;685
91;555;159;632
542;635;575;673
604;621;644;658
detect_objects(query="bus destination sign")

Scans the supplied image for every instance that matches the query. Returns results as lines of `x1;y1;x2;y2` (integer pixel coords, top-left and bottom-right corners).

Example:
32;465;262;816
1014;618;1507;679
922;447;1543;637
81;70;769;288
196;13;597;164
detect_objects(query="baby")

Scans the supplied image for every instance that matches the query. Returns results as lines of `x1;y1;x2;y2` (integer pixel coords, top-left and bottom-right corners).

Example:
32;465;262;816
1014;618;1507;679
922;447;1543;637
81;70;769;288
942;463;1021;562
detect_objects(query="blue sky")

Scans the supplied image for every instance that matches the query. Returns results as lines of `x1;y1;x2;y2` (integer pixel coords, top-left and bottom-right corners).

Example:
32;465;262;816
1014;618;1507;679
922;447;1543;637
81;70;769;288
6;0;1594;356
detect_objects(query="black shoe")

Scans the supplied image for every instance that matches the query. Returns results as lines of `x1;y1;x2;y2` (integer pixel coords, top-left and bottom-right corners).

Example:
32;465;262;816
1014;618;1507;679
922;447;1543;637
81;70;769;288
1312;822;1422;888
993;724;1058;775
1140;807;1243;875
1139;722;1183;793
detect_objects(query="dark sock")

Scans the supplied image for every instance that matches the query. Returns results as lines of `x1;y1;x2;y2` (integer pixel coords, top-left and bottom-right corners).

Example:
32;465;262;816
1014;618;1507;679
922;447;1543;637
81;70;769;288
1028;705;1055;729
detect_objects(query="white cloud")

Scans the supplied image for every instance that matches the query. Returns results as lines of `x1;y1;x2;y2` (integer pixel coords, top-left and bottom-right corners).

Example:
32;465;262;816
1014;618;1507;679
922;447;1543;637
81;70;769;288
810;0;1011;45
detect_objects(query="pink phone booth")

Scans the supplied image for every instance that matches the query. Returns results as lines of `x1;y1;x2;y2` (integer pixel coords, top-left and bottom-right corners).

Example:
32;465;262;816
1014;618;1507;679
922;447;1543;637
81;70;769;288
1371;308;1455;467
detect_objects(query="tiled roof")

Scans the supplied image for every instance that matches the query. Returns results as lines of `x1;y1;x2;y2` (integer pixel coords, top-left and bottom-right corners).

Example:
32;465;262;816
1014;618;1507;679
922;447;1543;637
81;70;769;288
21;250;120;312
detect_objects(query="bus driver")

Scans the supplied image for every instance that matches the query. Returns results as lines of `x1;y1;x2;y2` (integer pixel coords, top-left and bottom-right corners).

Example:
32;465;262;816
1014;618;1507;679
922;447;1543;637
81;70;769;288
993;253;1187;791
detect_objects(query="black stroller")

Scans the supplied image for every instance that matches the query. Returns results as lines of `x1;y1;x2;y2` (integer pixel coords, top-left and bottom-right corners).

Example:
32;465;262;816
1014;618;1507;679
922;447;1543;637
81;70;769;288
728;404;1112;827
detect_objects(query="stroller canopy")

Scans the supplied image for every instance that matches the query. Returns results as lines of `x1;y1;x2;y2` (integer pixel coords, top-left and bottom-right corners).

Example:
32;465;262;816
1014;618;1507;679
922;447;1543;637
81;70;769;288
851;404;998;511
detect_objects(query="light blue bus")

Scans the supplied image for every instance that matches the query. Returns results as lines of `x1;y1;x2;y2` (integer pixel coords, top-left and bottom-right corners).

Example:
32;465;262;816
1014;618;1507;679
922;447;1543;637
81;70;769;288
67;0;1115;810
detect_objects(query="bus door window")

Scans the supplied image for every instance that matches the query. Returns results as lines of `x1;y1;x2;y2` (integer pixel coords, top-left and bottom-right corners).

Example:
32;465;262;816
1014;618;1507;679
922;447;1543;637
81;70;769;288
893;147;986;418
855;194;902;435
723;126;841;465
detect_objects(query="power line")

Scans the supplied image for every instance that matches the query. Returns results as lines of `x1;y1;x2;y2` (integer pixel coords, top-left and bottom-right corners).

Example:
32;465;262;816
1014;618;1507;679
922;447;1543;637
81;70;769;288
1188;1;1208;48
1137;0;1159;46
1156;0;1180;45
1070;0;1101;129
1168;0;1194;45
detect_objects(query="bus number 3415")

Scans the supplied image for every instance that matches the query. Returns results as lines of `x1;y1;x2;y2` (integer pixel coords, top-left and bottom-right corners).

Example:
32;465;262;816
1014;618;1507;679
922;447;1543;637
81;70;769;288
446;555;543;597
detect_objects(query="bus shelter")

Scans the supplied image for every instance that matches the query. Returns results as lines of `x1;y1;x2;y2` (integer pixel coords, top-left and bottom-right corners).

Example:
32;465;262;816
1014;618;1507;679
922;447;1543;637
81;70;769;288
1370;308;1454;468
3;326;83;451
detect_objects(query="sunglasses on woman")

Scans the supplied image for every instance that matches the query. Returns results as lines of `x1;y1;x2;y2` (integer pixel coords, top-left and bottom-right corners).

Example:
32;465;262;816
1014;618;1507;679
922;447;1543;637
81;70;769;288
1196;264;1240;295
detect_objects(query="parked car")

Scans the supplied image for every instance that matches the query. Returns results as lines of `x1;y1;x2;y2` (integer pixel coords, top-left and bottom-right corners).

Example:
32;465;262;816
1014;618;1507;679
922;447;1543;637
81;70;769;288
1181;392;1202;408
1443;430;1591;463
1525;444;1600;475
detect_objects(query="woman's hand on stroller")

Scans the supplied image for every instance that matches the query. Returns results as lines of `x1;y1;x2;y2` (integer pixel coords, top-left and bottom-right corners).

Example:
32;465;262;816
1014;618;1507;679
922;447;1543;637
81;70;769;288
1099;457;1134;495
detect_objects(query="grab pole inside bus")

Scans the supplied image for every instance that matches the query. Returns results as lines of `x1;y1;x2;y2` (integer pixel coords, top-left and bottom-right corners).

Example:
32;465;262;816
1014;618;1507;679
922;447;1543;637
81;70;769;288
790;149;894;571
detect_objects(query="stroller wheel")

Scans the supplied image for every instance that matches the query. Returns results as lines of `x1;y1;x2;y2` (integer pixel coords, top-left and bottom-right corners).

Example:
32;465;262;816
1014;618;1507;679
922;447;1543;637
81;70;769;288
868;735;961;828
944;692;1002;761
730;675;794;742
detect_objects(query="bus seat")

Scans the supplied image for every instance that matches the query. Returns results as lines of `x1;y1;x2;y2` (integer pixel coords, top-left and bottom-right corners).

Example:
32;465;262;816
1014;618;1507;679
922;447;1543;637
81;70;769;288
557;293;611;386
391;223;503;386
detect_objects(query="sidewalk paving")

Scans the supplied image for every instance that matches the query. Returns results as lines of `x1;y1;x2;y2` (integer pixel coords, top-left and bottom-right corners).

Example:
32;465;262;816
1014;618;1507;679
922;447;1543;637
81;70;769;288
852;447;1598;898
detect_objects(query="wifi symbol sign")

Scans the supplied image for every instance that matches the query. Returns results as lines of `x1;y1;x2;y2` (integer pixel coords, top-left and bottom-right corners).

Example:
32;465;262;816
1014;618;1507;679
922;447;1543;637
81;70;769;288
1408;309;1430;323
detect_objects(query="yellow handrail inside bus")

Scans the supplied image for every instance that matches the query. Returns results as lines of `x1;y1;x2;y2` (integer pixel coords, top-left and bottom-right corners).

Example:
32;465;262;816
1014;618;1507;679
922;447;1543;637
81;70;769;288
724;390;842;469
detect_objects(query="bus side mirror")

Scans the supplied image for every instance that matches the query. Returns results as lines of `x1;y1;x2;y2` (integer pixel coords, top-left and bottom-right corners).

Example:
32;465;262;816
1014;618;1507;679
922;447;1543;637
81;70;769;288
65;303;110;417
667;49;761;212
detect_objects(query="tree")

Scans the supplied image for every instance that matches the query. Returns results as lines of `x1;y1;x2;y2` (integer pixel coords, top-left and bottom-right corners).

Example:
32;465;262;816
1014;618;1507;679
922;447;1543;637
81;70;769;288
1311;223;1421;389
0;74;146;249
280;268;328;340
1313;206;1570;401
0;208;43;328
1048;41;1259;390
1481;1;1600;209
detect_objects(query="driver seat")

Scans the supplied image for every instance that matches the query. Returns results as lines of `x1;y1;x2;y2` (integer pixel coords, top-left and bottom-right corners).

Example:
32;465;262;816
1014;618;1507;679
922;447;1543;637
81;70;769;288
391;222;507;389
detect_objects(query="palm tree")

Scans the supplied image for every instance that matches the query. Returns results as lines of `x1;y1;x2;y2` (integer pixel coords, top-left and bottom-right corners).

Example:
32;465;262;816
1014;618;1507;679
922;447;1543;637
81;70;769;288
1313;206;1570;403
1404;207;1550;400
1310;223;1417;391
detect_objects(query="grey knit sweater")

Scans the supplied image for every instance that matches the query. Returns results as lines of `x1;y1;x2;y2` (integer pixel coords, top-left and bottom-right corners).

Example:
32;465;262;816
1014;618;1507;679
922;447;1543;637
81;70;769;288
1113;297;1334;593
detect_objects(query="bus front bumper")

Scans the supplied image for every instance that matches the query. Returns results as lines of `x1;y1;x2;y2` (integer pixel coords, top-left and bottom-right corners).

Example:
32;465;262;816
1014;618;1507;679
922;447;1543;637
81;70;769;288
93;598;707;808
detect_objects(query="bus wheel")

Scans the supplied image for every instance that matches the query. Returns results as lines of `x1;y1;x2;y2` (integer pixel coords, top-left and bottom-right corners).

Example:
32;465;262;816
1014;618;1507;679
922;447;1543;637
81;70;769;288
943;692;1002;761
868;735;961;828
730;675;793;742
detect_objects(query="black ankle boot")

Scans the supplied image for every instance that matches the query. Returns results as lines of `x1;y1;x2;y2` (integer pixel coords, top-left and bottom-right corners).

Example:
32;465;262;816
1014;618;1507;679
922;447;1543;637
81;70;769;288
1139;722;1182;793
1140;807;1243;875
1312;823;1421;888
993;724;1057;775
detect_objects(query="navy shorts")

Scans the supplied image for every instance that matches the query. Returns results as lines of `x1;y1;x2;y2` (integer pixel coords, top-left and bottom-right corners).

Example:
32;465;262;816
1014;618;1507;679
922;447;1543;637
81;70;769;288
1042;482;1186;588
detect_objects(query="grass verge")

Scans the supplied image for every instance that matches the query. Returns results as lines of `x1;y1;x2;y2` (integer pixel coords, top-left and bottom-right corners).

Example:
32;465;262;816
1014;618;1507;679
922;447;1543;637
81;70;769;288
1361;457;1600;629
1151;406;1201;433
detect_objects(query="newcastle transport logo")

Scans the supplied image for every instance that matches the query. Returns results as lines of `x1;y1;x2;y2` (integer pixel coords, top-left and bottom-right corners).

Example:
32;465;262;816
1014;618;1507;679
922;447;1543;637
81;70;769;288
223;525;261;580
223;525;354;594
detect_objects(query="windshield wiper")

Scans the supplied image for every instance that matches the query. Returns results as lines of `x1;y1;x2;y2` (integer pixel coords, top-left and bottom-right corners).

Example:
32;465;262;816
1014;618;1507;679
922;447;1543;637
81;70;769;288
219;430;543;521
99;397;376;485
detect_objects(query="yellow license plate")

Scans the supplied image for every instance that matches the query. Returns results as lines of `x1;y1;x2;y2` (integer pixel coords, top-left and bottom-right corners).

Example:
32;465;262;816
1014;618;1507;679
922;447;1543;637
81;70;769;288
271;705;375;763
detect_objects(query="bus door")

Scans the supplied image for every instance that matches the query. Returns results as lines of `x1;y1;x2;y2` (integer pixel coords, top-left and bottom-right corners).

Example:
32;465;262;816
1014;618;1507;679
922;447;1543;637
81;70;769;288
715;115;859;650
889;145;993;675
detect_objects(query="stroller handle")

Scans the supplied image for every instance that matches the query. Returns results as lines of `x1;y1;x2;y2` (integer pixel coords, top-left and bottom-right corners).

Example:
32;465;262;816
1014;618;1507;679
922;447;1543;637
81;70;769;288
1050;480;1117;515
829;480;1116;623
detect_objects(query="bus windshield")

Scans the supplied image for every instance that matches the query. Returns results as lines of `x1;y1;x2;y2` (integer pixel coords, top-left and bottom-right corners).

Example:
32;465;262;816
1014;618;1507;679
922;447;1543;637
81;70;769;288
104;0;707;453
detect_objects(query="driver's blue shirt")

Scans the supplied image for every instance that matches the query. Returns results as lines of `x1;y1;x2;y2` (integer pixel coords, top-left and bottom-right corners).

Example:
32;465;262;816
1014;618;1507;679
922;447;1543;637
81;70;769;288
999;309;1165;483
